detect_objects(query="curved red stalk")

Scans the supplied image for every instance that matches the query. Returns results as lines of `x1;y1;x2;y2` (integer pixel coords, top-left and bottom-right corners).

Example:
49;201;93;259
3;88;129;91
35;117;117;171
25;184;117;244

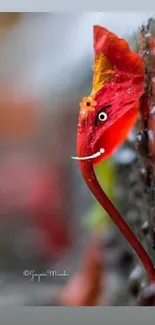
79;160;155;283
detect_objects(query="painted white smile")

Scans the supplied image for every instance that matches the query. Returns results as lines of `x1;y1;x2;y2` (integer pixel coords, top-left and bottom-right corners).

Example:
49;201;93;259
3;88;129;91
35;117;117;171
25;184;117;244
71;148;105;160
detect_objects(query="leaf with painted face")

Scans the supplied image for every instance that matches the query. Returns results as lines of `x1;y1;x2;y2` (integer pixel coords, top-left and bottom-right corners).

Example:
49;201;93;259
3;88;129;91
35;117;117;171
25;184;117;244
74;25;144;164
72;25;155;284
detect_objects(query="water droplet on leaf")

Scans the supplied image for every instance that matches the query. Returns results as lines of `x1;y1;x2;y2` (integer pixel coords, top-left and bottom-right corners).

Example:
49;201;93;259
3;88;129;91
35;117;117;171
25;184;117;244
145;32;151;37
150;105;155;115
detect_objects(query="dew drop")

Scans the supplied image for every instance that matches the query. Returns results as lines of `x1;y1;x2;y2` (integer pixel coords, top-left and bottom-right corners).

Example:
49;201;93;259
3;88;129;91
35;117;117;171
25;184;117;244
150;105;155;115
141;221;149;235
136;133;143;142
143;49;149;56
145;32;151;38
129;265;143;281
128;131;135;142
152;77;155;83
148;130;154;143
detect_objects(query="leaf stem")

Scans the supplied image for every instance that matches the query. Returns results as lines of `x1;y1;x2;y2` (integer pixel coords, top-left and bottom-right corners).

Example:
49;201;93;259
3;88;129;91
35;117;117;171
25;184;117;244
80;160;155;283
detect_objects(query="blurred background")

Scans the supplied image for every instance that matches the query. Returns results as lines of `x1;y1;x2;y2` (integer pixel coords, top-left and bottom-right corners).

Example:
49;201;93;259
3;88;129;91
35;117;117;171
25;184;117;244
0;12;154;306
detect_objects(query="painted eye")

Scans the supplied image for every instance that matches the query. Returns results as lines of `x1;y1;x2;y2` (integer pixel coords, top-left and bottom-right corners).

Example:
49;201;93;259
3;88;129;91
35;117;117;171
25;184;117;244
98;112;107;121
